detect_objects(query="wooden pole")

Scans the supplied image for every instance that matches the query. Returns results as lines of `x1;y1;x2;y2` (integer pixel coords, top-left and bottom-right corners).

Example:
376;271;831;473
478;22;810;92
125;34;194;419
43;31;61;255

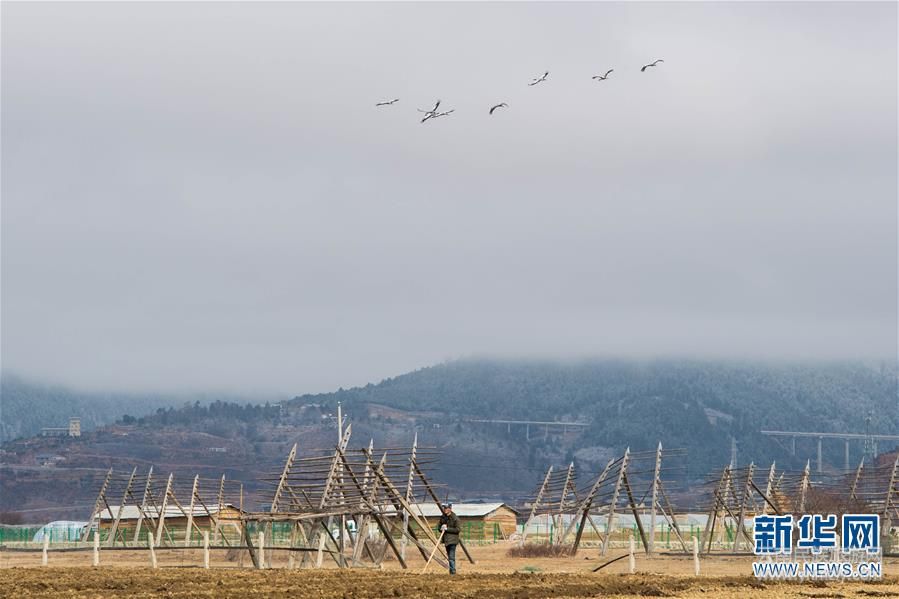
521;465;553;544
148;535;158;569
760;462;776;516
420;530;445;575
569;458;615;552
731;462;755;552
622;473;649;554
401;433;418;561
798;460;810;513
601;448;629;556
184;475;199;547
555;462;575;545
133;467;154;544
155;474;174;547
203;531;210;569
108;467;137;548
648;442;661;556
82;468;113;542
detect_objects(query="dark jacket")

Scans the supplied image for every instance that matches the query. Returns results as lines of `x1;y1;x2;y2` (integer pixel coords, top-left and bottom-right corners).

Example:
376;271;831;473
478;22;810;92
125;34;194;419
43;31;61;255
438;511;461;545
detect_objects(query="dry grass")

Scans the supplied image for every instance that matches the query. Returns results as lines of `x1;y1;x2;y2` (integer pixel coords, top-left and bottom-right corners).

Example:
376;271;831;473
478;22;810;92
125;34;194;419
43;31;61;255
506;543;574;558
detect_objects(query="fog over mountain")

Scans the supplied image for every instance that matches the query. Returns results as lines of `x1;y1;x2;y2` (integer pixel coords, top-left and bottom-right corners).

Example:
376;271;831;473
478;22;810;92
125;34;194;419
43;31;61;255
2;2;896;395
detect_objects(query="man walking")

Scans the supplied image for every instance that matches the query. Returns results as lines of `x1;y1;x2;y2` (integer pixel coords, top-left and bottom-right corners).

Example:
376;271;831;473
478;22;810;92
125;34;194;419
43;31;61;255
438;503;461;575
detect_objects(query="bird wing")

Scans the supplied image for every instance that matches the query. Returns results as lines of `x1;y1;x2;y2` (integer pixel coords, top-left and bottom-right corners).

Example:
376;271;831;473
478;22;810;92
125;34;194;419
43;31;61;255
641;65;648;72
543;71;549;78
655;59;664;65
432;100;441;112
421;113;433;123
489;105;498;114
605;69;614;77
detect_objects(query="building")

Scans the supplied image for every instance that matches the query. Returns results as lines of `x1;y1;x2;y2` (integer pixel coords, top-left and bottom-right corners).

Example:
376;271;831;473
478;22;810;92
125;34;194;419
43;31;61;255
95;504;243;542
40;417;81;438
409;502;519;541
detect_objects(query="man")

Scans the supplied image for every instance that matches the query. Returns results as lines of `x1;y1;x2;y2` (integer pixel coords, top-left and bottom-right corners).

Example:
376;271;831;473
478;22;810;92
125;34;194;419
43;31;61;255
438;503;461;575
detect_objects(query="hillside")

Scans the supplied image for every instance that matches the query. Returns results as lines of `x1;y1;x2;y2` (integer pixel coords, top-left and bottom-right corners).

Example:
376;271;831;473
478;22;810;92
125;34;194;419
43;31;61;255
0;374;256;443
300;358;899;474
1;359;897;521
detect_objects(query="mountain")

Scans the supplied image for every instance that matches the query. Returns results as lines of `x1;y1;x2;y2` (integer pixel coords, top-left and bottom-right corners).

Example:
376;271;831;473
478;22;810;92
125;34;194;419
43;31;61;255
0;373;255;443
299;358;899;474
2;359;897;521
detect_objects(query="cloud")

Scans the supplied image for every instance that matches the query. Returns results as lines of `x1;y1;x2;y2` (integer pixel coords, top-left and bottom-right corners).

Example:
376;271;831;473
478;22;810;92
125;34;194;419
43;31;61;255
2;2;896;394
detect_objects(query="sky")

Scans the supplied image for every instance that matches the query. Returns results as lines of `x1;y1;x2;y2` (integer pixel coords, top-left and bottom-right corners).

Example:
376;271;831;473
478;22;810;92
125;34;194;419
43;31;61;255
2;2;897;395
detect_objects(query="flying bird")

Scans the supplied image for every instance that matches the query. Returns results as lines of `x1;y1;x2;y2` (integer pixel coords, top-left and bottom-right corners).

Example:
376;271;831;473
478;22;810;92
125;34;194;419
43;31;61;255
420;104;454;124
592;69;614;81
375;98;399;107
528;71;549;86
418;100;442;123
641;59;664;72
489;103;508;115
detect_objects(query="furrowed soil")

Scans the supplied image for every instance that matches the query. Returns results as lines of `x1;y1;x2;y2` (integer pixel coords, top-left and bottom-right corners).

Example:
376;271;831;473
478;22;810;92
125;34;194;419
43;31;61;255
2;545;898;598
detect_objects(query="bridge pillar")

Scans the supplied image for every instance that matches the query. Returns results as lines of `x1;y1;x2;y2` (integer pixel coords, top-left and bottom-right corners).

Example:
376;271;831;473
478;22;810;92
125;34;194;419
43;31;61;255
845;440;850;471
817;437;823;473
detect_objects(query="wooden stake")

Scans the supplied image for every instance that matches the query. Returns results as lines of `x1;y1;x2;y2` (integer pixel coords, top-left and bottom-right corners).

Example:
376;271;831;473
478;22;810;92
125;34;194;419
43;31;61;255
203;531;210;569
148;535;157;569
42;535;49;566
92;531;100;567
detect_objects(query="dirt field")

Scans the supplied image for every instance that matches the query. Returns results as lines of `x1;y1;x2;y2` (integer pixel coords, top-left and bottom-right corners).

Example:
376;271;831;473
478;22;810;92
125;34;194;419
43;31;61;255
2;543;898;598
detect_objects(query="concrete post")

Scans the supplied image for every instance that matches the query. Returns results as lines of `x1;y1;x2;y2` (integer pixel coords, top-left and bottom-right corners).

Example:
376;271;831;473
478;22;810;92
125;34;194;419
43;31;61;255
203;531;210;569
148;535;158;569
257;531;265;569
693;537;700;576
42;535;49;566
92;531;100;567
628;536;636;573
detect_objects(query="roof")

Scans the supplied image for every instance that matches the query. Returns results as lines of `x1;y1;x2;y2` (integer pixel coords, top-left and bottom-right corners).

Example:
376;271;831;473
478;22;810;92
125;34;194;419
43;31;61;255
410;502;518;518
97;503;241;521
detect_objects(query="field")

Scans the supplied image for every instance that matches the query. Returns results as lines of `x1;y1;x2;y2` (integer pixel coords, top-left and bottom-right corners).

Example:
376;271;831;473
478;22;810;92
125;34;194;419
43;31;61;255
2;544;899;598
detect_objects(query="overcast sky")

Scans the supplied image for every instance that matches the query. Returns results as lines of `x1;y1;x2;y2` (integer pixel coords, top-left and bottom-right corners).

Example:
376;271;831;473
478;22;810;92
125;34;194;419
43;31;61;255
2;2;896;395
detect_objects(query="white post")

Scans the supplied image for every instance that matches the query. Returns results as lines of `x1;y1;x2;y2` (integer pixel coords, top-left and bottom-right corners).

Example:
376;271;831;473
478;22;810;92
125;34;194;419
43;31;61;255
93;531;100;567
203;531;210;569
693;537;700;576
42;535;49;566
628;536;635;574
257;531;265;569
315;531;326;568
148;535;158;569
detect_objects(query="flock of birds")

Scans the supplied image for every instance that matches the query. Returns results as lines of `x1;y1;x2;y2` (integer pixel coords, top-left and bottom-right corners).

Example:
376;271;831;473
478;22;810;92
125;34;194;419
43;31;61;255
375;59;664;124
